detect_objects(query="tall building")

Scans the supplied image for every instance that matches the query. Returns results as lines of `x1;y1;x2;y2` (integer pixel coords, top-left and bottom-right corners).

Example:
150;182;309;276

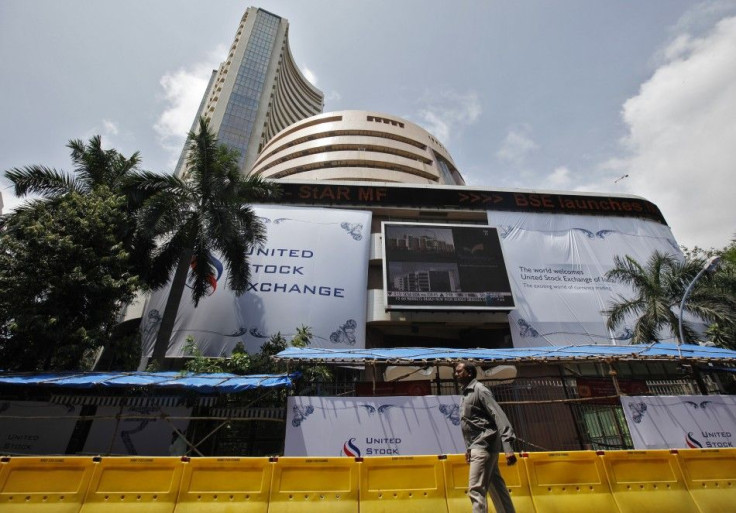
175;7;324;177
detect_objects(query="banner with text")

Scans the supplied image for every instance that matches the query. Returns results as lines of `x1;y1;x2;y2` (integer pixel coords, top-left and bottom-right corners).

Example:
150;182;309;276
285;395;465;456
0;401;80;455
487;211;682;346
621;395;736;450
141;206;372;356
82;406;192;456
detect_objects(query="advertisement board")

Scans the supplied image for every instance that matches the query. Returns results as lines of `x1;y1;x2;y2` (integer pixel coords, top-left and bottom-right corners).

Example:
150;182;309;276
285;395;465;456
0;401;80;455
621;395;736;449
141;206;372;356
487;211;684;346
382;222;514;310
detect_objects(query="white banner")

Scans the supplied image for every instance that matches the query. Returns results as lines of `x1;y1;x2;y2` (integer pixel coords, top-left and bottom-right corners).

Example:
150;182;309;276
141;206;372;356
0;401;80;455
621;395;736;450
285;396;465;456
82;406;192;456
487;211;682;346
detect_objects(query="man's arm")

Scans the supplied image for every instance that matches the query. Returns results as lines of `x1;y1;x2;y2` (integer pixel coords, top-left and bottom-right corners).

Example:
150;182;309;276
478;386;517;464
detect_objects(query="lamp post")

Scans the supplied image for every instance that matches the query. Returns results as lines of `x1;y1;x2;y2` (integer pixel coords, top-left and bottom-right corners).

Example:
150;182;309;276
678;255;721;347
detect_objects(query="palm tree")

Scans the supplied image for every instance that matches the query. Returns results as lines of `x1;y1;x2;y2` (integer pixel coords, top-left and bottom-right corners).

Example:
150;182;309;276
125;117;280;367
5;135;140;199
604;251;734;344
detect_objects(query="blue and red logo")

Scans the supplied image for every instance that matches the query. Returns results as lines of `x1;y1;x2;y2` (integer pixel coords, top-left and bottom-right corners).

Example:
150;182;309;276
342;438;361;457
187;254;224;295
686;432;703;449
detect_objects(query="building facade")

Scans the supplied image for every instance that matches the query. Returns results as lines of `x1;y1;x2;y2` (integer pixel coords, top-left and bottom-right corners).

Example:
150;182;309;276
249;110;465;185
175;7;324;177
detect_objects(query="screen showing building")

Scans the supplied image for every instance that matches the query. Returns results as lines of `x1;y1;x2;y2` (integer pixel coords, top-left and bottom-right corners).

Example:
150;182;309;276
382;223;515;310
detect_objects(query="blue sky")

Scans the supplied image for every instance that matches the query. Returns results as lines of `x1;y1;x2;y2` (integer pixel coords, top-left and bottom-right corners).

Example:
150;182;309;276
1;0;735;249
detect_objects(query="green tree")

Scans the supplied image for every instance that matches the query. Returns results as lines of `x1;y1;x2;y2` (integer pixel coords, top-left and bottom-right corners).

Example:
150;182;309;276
686;238;736;349
604;251;735;344
125;117;280;367
0;190;139;370
5;135;140;199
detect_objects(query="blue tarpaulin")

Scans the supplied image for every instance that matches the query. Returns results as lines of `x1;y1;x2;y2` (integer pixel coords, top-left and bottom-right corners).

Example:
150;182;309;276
274;342;736;365
0;371;298;393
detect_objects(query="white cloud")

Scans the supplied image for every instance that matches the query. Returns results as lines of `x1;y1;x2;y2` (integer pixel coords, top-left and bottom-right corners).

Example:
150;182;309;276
615;15;736;249
102;119;119;136
496;124;539;164
301;66;318;86
414;90;482;144
154;46;225;166
542;166;573;189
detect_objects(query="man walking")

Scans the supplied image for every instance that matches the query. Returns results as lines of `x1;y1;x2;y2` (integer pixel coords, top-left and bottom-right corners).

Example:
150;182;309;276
454;361;517;513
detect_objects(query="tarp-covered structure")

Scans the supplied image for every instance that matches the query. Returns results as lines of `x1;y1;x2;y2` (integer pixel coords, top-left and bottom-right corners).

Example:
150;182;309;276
0;371;298;393
274;342;736;366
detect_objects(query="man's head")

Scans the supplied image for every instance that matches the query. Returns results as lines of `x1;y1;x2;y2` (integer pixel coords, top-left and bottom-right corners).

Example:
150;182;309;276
454;362;477;385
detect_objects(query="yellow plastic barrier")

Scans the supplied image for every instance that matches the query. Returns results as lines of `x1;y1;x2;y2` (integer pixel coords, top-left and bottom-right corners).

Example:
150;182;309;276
443;453;535;513
524;451;618;513
0;456;96;513
79;457;184;513
675;448;736;513
174;457;272;513
269;457;358;513
359;455;448;513
600;450;698;513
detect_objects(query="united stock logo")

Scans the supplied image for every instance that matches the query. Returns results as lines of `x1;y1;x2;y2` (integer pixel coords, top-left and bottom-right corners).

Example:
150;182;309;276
686;431;733;448
342;438;361;457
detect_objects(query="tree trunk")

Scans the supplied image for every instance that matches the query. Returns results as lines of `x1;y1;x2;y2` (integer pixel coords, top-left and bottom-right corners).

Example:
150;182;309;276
150;251;192;368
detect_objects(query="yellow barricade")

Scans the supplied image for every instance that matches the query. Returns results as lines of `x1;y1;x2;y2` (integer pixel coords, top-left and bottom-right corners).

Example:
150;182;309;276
600;450;698;513
174;457;272;513
79;457;184;513
359;455;447;513
269;457;358;513
443;453;535;513
0;456;95;513
524;451;618;513
675;448;736;513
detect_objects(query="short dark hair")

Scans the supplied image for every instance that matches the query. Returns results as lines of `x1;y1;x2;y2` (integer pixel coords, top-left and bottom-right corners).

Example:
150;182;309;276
461;362;477;379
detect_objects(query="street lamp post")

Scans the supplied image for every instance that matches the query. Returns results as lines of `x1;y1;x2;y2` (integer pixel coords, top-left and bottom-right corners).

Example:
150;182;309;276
678;255;721;347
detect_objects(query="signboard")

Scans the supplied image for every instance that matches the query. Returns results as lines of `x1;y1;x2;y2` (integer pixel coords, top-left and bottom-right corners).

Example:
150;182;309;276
270;182;667;225
0;401;80;455
487;211;683;346
82;406;192;456
141;206;372;356
382;223;514;310
621;395;736;450
285;396;465;456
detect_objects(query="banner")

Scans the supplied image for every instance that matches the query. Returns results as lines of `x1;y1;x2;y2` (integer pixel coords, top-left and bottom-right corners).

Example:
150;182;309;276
141;206;372;356
621;395;736;450
487;211;682;346
382;222;514;310
0;401;80;455
284;396;465;456
82;406;192;456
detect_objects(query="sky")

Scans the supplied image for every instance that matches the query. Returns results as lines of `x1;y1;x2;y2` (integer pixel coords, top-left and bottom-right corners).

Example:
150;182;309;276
1;0;735;250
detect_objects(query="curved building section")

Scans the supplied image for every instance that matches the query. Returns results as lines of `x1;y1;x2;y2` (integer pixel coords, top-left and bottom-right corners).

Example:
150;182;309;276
176;7;323;177
249;110;465;185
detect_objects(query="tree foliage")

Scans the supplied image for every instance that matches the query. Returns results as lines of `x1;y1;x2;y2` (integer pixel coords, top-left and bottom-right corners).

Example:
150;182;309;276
0;190;139;370
684;238;736;349
182;326;333;388
125;117;280;366
604;250;736;345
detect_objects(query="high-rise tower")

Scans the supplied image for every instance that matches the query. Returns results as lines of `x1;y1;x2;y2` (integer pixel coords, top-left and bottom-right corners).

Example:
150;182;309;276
175;7;324;176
